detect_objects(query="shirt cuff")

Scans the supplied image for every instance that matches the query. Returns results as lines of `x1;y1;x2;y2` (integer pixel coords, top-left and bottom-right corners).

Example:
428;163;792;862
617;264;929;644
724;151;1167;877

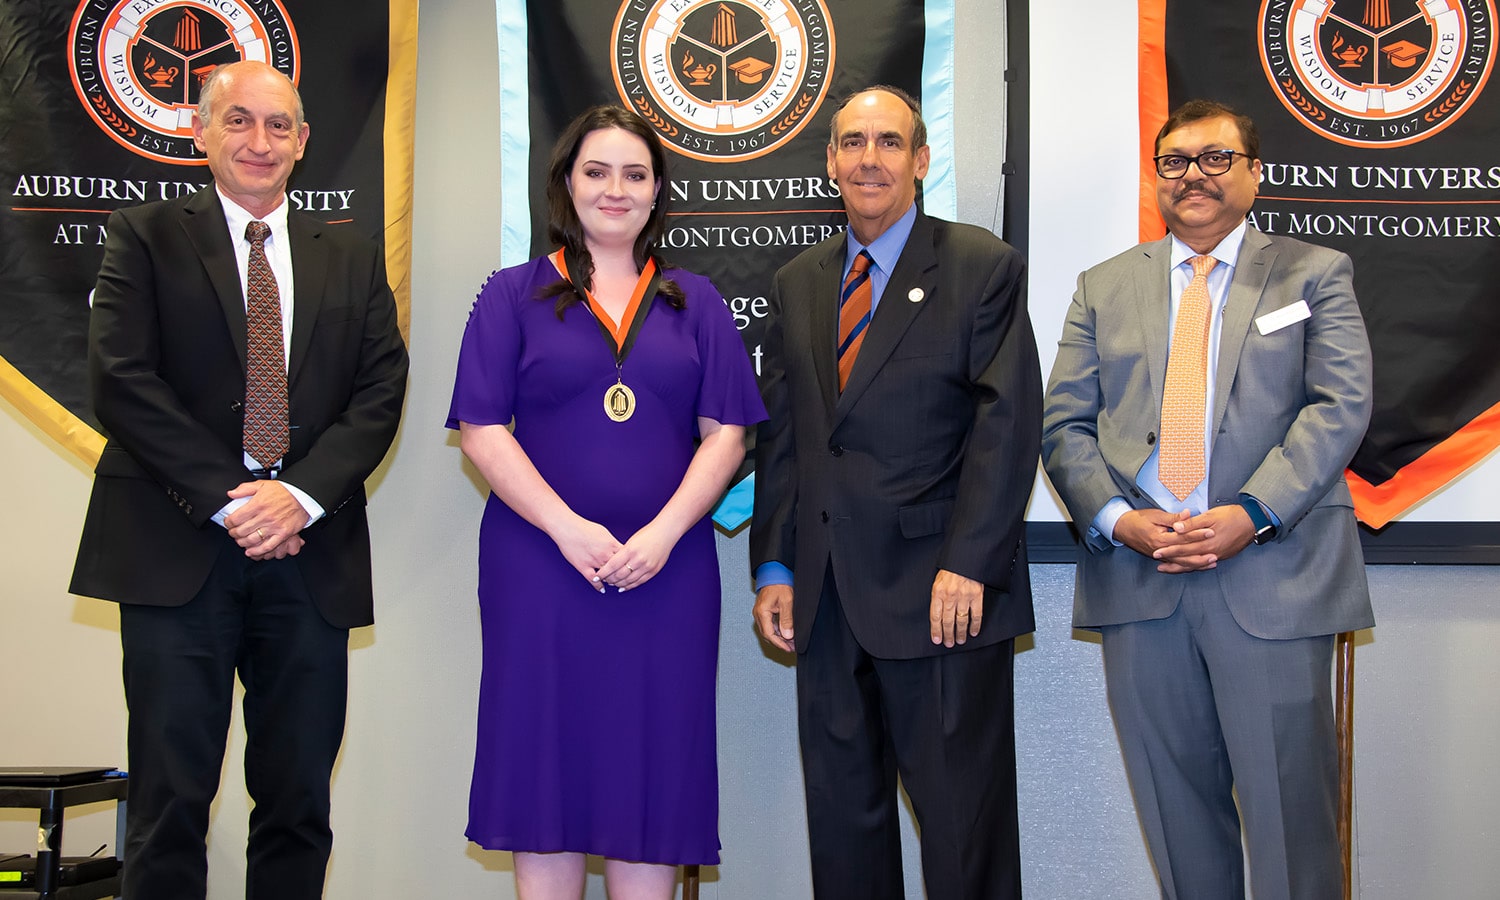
1240;492;1281;528
1092;497;1133;547
212;496;248;527
755;561;793;592
280;480;326;525
210;480;325;528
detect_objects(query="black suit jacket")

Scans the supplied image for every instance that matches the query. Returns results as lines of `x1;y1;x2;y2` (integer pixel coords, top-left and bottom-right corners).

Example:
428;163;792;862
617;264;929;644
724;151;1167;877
752;211;1041;659
69;186;409;628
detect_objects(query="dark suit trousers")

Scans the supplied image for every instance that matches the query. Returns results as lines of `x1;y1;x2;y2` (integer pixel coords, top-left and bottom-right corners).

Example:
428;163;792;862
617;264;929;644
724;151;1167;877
1100;576;1339;900
796;568;1021;900
118;535;349;900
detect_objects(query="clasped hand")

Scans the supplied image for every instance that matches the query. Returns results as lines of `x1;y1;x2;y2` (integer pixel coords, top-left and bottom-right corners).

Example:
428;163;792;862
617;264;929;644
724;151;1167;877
222;480;310;560
555;517;673;593
1113;504;1255;574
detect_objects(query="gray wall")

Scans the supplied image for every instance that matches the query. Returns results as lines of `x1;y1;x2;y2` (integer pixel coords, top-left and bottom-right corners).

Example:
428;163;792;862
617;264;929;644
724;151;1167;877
3;0;1497;897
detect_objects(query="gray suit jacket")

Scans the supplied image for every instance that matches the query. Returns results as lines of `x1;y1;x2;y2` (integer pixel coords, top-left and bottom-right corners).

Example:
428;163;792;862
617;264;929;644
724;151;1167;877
753;211;1041;659
1042;227;1374;639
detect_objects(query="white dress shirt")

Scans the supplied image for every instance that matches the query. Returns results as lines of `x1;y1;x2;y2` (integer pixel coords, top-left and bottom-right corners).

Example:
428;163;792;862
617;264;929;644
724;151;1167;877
211;188;325;527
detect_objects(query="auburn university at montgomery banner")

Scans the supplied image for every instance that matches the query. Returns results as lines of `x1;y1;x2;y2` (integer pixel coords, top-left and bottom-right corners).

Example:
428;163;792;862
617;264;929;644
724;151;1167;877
0;0;418;466
1139;0;1500;528
496;0;963;530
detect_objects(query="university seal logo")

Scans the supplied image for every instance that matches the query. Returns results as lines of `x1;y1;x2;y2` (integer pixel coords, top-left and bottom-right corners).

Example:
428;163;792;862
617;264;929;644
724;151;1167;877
612;0;835;161
1260;0;1495;147
69;0;299;164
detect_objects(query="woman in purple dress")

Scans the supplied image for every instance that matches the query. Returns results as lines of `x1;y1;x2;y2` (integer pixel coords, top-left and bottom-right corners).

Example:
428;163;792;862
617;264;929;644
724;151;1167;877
446;106;765;899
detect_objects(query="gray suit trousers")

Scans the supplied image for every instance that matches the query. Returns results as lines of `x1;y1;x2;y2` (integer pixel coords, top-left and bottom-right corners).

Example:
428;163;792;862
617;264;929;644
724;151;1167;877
1100;575;1340;900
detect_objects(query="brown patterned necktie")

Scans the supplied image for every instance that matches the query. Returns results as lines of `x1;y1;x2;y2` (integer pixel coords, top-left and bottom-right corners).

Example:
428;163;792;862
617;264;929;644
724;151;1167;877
837;250;873;391
243;220;289;469
1159;254;1217;500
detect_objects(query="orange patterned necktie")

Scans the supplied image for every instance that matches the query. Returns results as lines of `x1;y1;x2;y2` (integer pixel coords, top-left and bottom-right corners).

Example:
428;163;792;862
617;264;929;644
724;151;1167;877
243;220;289;469
837;250;873;391
1159;254;1217;500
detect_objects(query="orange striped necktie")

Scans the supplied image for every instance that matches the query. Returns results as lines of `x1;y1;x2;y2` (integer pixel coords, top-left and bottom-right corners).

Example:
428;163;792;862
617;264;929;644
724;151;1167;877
837;250;873;391
1159;254;1217;500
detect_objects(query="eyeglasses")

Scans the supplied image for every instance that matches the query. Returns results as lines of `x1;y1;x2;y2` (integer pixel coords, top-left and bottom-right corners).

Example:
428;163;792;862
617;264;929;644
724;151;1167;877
1153;150;1248;179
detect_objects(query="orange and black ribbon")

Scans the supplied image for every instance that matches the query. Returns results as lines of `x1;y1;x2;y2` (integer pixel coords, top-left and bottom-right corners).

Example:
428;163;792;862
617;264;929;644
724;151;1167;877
552;248;661;369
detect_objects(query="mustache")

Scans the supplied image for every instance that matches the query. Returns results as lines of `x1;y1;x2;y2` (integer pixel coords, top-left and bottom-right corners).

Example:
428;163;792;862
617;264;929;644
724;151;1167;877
1173;184;1223;203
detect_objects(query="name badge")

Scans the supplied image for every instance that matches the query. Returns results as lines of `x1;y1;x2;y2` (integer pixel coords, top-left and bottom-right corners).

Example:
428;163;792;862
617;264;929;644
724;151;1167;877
1255;299;1311;335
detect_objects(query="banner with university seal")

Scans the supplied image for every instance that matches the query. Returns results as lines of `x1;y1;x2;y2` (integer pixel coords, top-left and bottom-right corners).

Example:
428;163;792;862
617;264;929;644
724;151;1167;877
0;0;418;466
1138;0;1500;527
497;0;962;530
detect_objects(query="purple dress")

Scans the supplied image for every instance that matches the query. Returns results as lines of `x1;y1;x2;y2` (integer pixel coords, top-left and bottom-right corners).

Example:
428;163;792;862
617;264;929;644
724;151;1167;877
446;256;765;865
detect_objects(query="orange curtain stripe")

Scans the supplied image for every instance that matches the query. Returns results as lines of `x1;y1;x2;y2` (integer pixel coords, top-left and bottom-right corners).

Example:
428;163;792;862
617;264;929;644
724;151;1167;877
1138;0;1169;242
1349;401;1500;528
1139;0;1499;526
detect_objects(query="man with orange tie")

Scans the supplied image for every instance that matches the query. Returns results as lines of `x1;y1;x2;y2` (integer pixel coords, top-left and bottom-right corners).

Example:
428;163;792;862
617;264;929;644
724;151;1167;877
1042;100;1374;899
752;85;1040;898
69;61;407;900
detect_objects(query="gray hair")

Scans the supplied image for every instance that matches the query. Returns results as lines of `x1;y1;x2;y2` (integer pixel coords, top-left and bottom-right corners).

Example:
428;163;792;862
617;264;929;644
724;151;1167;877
197;61;305;128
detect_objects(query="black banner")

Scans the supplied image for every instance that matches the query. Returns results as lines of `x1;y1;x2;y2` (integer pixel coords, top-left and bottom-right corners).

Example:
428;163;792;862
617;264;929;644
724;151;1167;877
506;0;955;528
1145;0;1500;525
0;0;414;462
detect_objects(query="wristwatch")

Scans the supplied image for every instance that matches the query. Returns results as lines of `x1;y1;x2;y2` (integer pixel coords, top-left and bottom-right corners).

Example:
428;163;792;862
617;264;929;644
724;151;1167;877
1239;496;1278;545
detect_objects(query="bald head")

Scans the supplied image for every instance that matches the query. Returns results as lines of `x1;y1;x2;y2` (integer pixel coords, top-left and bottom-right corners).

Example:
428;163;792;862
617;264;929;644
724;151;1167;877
198;61;305;130
190;60;310;219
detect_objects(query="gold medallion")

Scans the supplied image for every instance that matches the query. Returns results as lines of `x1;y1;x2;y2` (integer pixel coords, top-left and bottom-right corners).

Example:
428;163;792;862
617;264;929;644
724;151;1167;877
604;382;636;423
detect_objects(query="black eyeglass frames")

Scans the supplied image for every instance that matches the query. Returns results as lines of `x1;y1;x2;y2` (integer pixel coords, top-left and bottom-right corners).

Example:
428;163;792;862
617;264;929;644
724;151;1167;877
1152;149;1249;179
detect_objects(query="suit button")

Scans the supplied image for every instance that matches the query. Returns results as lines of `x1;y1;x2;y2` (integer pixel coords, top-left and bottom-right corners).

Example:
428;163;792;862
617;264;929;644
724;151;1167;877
821;511;830;523
1146;431;1156;445
829;444;844;457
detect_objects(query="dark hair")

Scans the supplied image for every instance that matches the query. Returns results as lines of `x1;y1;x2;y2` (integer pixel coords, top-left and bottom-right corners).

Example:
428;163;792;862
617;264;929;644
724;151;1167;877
828;85;927;150
538;105;684;317
1154;99;1260;161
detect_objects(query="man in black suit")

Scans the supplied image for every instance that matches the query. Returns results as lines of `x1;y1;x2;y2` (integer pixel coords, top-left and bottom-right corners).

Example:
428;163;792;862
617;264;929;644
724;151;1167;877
751;85;1041;898
69;61;408;900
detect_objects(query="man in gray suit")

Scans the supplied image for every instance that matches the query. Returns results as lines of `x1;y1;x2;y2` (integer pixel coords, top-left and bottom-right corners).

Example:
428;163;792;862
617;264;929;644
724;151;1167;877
753;86;1040;898
1042;100;1373;899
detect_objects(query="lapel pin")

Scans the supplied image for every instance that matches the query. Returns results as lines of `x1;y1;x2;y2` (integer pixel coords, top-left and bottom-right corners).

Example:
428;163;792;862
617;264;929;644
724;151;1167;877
908;288;924;303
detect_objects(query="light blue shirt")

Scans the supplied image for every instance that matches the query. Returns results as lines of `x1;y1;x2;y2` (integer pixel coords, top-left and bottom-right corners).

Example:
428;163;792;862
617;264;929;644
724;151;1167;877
755;204;920;591
842;202;918;314
1092;220;1256;544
